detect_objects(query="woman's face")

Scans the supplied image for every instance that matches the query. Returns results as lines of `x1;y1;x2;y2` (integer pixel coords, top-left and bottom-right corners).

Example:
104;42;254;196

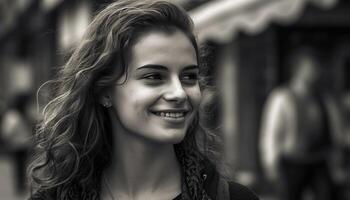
111;30;201;144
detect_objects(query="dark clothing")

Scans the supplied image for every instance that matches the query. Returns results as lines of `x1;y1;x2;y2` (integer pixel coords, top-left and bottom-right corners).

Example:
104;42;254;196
278;157;333;200
200;160;259;200
287;90;332;162
29;160;259;200
13;149;28;194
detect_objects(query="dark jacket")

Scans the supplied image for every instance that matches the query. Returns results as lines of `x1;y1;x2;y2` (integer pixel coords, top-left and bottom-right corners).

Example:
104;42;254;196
201;161;259;200
29;161;259;200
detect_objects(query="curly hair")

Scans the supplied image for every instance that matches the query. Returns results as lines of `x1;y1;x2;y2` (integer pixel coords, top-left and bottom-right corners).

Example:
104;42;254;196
28;0;221;199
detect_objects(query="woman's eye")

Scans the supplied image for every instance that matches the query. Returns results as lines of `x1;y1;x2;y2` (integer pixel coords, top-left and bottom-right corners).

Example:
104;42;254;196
143;73;163;80
181;73;198;83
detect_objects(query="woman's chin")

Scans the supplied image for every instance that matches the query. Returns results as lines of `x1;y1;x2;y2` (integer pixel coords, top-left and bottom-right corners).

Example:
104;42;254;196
150;129;187;144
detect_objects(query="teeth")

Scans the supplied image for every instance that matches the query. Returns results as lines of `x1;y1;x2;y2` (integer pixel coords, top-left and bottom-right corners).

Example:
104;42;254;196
153;112;186;118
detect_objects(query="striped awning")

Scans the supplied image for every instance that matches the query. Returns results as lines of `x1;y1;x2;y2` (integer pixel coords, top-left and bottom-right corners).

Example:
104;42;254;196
190;0;338;42
41;0;64;11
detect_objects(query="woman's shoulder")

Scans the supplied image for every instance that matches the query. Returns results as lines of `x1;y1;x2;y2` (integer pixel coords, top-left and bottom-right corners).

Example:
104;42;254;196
227;181;259;200
27;191;55;200
216;176;259;200
202;160;259;200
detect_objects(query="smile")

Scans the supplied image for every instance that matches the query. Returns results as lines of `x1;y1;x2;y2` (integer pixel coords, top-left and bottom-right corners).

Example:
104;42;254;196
149;109;189;123
152;112;186;118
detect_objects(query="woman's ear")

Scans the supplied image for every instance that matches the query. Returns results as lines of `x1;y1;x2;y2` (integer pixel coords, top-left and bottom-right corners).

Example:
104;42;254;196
99;91;112;108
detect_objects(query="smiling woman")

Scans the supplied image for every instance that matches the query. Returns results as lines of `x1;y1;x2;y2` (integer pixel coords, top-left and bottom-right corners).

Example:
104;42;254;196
27;0;259;200
111;30;201;144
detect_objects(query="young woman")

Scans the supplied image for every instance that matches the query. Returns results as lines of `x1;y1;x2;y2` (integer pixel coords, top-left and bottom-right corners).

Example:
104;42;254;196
28;1;259;199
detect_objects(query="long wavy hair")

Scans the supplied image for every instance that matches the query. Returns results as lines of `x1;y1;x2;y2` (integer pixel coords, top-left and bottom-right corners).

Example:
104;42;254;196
28;0;221;199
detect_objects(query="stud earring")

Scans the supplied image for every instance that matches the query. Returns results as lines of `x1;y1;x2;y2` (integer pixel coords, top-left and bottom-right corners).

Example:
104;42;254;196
103;101;111;108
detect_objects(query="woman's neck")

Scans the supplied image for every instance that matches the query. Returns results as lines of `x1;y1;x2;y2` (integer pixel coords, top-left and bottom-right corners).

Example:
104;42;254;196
103;116;182;199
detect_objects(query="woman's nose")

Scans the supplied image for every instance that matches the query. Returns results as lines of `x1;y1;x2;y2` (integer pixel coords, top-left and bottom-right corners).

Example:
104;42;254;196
163;78;187;103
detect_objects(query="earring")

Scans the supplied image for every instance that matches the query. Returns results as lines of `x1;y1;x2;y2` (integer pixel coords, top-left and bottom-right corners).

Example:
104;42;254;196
103;101;111;108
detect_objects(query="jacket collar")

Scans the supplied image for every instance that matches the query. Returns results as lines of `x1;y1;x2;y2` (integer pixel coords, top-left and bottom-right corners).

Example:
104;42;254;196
201;159;220;199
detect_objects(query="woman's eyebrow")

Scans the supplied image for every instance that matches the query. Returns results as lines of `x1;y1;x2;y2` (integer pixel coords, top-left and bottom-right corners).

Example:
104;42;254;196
183;65;199;71
137;65;167;71
136;64;198;71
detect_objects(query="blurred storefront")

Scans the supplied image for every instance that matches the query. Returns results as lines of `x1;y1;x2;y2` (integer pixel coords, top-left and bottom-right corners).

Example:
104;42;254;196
189;0;350;198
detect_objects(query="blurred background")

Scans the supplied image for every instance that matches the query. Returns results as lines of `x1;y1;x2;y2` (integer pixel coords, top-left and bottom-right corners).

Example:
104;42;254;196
0;0;350;199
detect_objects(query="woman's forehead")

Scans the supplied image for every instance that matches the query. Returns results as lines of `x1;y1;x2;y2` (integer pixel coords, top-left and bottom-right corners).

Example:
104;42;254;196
127;30;198;72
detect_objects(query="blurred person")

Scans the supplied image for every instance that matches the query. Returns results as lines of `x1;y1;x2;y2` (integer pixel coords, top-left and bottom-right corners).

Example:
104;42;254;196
0;98;6;146
260;47;343;200
335;91;350;199
28;1;259;200
1;92;34;194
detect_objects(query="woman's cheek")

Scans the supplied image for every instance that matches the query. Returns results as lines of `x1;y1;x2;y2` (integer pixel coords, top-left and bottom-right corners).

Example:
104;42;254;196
189;87;202;109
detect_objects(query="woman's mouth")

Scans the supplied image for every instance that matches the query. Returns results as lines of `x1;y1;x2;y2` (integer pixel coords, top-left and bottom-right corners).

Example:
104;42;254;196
149;109;189;123
152;111;186;118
